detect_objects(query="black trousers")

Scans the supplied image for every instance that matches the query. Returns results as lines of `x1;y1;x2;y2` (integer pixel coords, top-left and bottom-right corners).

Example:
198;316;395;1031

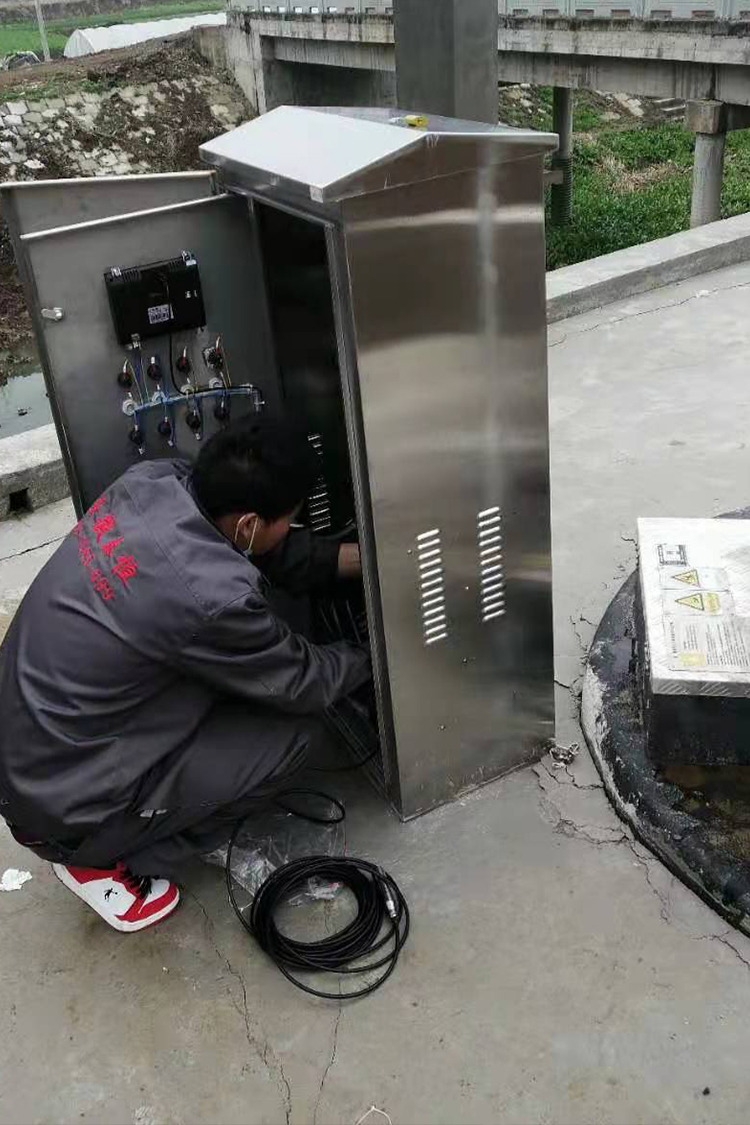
13;702;325;879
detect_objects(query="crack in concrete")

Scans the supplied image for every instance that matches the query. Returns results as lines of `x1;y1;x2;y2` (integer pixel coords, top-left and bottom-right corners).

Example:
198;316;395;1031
277;1057;293;1125
556;615;593;707
554;814;630;848
698;931;750;971
554;676;583;710
0;534;66;564
537;757;750;955
549;279;750;352
562;760;603;791
556;674;583;692
536;758;601;793
534;769;683;926
623;840;674;924
569;615;588;659
188;889;293;1124
536;766;625;840
312;997;343;1125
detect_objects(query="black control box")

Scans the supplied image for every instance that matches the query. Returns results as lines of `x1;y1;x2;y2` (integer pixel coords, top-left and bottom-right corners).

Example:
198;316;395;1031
104;252;206;345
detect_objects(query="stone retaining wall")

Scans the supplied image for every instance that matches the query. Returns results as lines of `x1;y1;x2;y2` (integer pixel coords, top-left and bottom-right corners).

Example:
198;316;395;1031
0;74;245;181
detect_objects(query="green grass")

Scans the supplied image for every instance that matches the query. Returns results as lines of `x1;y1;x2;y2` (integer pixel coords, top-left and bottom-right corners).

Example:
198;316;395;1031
2;74;102;99
547;122;750;270
500;86;604;133
547;171;691;269
599;123;695;169
573;102;604;132
0;0;224;58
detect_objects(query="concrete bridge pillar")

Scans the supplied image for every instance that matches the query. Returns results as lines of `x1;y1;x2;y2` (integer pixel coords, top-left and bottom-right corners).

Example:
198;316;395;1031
687;101;727;228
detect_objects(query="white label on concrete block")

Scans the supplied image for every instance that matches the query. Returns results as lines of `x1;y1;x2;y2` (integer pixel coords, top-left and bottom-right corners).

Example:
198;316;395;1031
665;616;750;674
639;517;750;697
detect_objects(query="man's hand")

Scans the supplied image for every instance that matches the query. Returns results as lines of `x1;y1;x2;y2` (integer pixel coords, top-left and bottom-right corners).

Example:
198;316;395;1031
337;543;361;580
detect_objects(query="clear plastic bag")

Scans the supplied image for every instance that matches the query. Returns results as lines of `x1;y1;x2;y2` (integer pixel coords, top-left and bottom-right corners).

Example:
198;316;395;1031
203;793;345;904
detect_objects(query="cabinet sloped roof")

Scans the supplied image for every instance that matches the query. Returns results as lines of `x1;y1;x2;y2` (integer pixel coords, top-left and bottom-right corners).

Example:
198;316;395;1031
200;105;557;203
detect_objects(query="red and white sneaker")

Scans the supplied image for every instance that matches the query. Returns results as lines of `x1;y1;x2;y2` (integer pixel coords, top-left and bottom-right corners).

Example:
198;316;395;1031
52;861;180;932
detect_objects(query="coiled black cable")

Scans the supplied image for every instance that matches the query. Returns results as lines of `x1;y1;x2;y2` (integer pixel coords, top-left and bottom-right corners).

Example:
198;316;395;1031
226;845;409;1000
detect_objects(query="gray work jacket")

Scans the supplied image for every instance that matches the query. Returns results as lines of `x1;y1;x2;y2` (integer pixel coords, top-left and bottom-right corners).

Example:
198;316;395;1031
0;459;369;837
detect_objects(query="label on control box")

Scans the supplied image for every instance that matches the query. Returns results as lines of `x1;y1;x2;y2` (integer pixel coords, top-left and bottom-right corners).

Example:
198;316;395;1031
658;543;688;566
660;567;730;592
147;303;172;326
663;589;732;616
665;615;750;672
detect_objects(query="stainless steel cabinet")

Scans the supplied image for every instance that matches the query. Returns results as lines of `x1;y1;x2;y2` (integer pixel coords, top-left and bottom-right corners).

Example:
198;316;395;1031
2;106;556;817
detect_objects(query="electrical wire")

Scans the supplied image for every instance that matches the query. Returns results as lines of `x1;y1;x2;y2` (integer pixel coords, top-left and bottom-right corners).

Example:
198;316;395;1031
329;600;345;639
130;342;148;405
313;706;380;773
126;360;145;406
226;847;409;1000
217;334;232;387
272;788;345;825
159;268;183;396
317;603;337;639
310;749;379;774
345;600;361;644
311;597;379;772
168;328;182;396
225;787;408;998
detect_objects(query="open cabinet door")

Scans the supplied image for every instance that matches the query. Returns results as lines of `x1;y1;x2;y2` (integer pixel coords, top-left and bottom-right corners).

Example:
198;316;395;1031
1;172;215;239
18;191;278;513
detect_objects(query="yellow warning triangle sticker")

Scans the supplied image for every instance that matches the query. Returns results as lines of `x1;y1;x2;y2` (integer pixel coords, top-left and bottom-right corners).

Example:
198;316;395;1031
673;569;700;586
676;593;704;611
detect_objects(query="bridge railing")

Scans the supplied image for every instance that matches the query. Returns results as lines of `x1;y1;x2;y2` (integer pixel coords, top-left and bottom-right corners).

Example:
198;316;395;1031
241;2;748;21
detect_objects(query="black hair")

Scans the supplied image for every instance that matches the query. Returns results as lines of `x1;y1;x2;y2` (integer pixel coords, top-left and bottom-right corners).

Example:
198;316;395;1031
191;415;319;522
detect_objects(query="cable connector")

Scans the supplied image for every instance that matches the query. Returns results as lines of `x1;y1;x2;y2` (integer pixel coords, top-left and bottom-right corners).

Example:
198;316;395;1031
378;871;398;919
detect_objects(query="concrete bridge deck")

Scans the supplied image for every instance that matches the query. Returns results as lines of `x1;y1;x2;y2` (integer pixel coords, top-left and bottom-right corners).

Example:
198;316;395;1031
226;11;750;109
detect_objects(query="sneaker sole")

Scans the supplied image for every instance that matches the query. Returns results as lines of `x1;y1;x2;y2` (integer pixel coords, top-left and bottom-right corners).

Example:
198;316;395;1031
52;864;180;933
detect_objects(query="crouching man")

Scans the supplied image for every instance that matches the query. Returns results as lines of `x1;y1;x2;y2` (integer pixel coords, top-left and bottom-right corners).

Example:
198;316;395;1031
0;417;369;932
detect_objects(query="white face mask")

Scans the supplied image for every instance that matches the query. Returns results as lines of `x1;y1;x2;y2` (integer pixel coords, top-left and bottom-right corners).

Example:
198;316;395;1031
233;515;259;556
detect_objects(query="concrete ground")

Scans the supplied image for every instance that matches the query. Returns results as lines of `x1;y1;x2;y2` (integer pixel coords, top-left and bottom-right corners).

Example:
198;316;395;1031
2;260;750;1125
